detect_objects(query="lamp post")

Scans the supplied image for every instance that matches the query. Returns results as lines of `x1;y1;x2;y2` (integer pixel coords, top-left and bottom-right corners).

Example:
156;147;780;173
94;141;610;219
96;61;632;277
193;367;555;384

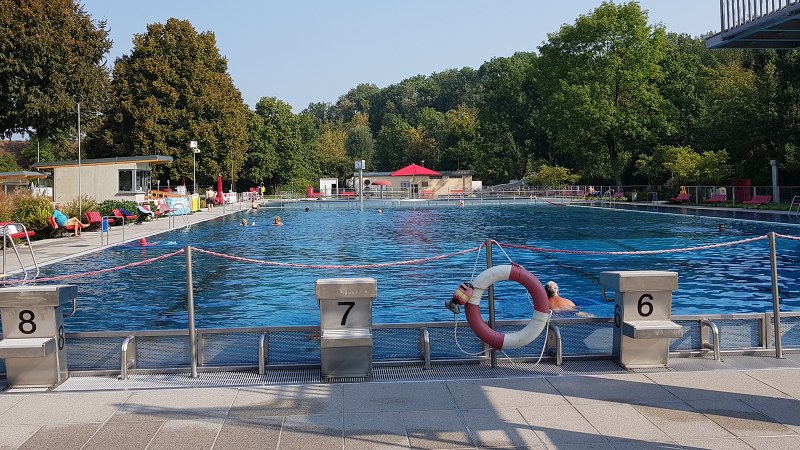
190;141;199;194
74;95;83;217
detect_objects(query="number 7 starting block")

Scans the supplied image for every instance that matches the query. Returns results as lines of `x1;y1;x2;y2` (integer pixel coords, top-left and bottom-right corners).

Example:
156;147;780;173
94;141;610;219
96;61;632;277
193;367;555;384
315;278;376;380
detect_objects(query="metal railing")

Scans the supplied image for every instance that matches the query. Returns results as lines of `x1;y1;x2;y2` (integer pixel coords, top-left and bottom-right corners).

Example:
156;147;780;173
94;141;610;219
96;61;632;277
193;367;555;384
720;0;799;32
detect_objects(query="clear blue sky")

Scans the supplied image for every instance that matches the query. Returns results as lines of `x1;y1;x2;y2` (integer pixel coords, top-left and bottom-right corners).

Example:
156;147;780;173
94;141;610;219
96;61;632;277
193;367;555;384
81;0;721;112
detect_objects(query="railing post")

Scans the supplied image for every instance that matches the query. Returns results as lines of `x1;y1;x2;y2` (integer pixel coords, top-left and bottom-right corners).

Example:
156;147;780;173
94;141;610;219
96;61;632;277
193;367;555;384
768;232;783;358
186;246;199;376
485;239;497;368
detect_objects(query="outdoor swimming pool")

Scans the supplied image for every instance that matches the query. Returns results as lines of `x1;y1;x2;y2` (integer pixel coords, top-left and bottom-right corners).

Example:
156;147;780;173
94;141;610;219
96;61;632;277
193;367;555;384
35;203;800;332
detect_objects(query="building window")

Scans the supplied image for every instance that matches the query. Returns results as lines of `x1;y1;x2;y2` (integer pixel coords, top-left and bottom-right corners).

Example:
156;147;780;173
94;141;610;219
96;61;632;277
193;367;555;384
421;181;429;187
400;181;410;189
119;169;151;193
119;170;133;192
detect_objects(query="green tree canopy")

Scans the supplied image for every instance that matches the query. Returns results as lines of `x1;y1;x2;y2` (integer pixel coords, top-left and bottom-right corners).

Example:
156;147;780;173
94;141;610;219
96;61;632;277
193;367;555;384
538;2;669;188
95;18;247;188
345;125;375;169
0;0;111;140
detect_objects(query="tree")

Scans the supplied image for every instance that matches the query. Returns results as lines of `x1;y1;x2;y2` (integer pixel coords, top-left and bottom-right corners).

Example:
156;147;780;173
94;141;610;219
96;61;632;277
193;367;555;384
375;114;412;170
0;152;20;172
538;2;669;188
315;127;351;180
96;18;247;188
0;0;111;140
525;164;579;187
345;126;375;169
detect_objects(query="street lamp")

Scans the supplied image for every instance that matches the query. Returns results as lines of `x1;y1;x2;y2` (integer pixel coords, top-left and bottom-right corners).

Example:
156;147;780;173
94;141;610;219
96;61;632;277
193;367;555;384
73;95;83;217
190;141;199;194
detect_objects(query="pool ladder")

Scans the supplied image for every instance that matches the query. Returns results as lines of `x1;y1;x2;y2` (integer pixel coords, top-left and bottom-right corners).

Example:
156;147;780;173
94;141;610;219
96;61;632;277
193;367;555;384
1;223;40;282
790;196;800;217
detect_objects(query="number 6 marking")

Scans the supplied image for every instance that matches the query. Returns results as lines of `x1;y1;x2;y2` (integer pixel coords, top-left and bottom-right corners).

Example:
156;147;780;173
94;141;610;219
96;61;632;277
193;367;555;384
638;294;654;317
338;301;355;326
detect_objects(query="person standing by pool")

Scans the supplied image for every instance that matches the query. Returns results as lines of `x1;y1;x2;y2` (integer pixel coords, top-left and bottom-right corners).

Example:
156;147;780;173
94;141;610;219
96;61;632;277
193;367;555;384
205;187;215;211
52;203;88;237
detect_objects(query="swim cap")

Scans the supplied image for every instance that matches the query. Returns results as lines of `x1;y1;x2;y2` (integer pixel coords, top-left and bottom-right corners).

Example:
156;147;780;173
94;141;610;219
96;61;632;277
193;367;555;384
139;238;147;245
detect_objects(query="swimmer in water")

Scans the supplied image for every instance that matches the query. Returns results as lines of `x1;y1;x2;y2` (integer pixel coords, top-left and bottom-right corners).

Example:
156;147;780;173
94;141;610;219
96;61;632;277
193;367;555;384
545;281;576;313
273;216;283;226
241;219;248;226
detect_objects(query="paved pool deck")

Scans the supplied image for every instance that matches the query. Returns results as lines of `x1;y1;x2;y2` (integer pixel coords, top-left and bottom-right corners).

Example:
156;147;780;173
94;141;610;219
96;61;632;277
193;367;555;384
1;200;799;448
0;362;799;449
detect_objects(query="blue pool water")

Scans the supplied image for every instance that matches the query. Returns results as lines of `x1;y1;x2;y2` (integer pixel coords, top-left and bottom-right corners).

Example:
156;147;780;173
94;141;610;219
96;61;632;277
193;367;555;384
35;204;800;332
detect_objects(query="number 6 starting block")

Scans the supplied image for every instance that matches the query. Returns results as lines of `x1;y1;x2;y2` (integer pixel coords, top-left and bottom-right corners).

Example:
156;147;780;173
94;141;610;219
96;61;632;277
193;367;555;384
315;278;376;380
600;271;684;369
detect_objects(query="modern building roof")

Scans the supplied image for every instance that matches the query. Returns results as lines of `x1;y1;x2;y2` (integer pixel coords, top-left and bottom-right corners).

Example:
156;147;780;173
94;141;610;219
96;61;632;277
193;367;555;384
0;171;49;182
708;1;800;49
32;155;173;169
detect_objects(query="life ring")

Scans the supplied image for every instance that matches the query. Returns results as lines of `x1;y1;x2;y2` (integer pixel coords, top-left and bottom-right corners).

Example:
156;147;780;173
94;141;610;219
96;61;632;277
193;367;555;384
458;264;550;350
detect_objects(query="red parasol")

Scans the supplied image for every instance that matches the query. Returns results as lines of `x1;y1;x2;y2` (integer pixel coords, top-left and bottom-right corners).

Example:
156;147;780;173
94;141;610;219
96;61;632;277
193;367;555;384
390;163;441;177
216;175;224;205
371;180;392;186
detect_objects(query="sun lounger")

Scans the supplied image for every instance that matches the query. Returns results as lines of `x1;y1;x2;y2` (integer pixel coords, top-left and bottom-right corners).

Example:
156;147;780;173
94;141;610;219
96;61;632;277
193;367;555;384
743;195;772;209
703;194;728;206
669;193;691;204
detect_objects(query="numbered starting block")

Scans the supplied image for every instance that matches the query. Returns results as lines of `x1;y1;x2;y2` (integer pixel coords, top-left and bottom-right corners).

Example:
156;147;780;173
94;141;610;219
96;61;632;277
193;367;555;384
315;278;376;380
0;285;76;388
599;271;684;369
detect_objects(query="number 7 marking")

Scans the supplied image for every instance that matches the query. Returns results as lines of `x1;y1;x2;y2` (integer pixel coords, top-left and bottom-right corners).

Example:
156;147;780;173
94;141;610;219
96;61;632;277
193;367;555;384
338;301;355;326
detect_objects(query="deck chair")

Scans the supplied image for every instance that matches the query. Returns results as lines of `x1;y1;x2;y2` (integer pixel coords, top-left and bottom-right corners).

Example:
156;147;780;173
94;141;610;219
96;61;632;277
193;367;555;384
703;194;727;206
669;193;691;204
743;195;772;209
84;211;114;229
112;208;138;224
0;222;35;242
48;216;76;237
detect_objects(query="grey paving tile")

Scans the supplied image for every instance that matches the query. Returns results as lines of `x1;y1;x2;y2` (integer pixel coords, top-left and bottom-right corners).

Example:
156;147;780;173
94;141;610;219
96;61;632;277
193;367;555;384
742;435;800;449
744;368;800;398
574;404;672;442
721;356;800;371
518;404;605;446
111;388;236;421
605;438;682;449
644;370;791;402
279;414;343;450
83;421;164;450
539;443;613;450
0;425;41;450
0;395;26;415
344;412;409;449
17;423;101;450
0;391;131;424
460;407;544;449
401;410;473;449
547;373;680;405
632;401;734;440
228;384;342;417
740;395;800;433
688;398;795;437
676;437;765;449
447;378;568;409
147;418;223;450
343;381;456;413
212;416;282;450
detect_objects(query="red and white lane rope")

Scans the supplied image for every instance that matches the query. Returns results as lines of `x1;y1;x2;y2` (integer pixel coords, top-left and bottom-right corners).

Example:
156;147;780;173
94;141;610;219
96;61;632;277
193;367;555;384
499;235;770;256
776;233;800;241
190;245;483;270
0;249;186;285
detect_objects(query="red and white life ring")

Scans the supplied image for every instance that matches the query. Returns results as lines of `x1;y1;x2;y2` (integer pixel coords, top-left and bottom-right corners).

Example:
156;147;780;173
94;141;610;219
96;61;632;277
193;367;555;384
464;264;550;350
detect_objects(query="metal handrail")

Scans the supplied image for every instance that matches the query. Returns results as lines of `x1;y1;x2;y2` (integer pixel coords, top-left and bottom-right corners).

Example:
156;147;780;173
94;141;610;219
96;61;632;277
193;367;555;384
0;222;39;281
120;335;136;380
258;332;268;375
700;319;721;361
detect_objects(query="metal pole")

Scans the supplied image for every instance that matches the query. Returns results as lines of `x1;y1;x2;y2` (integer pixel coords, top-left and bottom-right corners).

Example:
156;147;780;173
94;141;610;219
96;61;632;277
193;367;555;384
769;232;784;358
192;151;196;195
186;246;199;376
77;101;82;217
486;239;497;368
359;167;364;211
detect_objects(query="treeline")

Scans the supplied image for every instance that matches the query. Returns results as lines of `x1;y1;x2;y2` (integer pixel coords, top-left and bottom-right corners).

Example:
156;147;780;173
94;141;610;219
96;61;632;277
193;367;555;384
2;1;799;191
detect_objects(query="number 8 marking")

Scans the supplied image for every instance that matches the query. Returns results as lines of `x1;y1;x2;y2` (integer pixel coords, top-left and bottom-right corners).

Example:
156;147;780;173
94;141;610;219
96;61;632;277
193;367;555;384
18;310;37;334
57;325;65;350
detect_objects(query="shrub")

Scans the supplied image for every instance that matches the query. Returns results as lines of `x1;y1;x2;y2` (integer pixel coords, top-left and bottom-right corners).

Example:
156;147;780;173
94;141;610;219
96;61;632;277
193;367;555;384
97;200;138;218
11;193;53;237
63;194;99;218
0;191;13;222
